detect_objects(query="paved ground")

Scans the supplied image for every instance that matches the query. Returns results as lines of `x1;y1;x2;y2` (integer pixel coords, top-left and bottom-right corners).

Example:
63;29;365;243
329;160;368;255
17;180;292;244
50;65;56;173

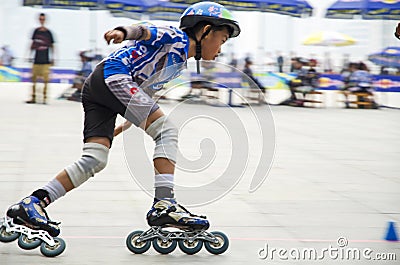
0;83;399;264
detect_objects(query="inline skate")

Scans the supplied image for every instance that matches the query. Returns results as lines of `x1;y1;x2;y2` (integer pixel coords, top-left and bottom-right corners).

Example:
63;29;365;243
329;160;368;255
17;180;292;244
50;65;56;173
126;198;229;255
0;196;66;257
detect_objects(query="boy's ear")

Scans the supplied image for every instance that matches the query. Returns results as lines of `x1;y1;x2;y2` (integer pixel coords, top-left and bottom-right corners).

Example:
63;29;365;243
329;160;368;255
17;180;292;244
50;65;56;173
202;25;212;35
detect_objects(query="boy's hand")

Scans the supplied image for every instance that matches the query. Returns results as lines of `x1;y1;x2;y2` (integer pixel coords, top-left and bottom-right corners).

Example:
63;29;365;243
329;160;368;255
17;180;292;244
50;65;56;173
104;30;125;44
114;121;132;137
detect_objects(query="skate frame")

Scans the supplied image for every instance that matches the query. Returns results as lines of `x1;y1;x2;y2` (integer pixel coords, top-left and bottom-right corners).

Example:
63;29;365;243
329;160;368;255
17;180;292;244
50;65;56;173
1;216;57;247
136;226;220;245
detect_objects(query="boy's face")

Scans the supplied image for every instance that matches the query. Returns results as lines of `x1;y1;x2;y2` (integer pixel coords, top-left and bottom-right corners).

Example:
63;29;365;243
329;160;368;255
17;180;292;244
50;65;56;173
201;27;229;60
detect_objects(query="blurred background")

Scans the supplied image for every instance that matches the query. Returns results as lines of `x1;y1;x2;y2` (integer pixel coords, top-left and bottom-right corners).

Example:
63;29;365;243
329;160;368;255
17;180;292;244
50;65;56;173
0;0;398;72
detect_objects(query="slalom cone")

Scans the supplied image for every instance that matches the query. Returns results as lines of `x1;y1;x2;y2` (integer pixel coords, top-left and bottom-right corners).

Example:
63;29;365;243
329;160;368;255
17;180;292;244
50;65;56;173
384;221;399;241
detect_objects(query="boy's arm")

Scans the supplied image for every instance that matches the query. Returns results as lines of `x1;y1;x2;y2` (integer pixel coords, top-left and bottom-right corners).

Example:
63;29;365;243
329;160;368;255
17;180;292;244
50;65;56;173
104;25;151;44
114;120;132;137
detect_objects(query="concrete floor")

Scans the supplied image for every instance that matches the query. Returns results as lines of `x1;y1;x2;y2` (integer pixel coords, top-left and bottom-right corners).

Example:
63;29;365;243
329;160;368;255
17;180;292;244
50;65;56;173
0;83;399;264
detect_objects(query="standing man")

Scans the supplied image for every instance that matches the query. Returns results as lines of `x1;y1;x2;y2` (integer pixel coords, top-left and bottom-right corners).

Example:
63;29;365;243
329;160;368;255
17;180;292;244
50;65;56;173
27;13;55;104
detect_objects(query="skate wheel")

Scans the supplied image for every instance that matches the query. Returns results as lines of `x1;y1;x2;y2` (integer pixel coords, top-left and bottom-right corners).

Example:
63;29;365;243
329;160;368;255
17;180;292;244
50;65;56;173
18;234;41;250
178;238;203;255
152;237;177;254
40;237;66;257
126;230;151;254
204;231;229;255
0;225;19;243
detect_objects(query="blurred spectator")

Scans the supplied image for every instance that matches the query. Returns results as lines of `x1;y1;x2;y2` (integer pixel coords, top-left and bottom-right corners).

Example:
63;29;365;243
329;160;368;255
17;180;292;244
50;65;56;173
342;61;378;108
290;57;306;73
284;57;319;106
379;66;388;75
322;52;333;73
0;45;15;67
288;51;296;72
340;62;358;108
243;57;265;93
347;62;373;93
59;49;98;102
27;13;55;104
276;52;284;73
181;61;216;101
229;52;238;70
341;53;350;72
289;57;296;73
341;62;358;86
79;50;95;78
309;58;318;69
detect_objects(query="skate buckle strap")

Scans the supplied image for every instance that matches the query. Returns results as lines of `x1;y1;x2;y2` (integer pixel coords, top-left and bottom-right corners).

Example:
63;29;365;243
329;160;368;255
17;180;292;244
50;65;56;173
48;220;61;226
156;205;176;218
178;204;207;219
42;207;61;225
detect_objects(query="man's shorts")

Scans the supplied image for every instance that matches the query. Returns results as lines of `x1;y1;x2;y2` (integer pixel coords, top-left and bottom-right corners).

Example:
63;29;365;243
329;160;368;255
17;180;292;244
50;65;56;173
32;64;51;81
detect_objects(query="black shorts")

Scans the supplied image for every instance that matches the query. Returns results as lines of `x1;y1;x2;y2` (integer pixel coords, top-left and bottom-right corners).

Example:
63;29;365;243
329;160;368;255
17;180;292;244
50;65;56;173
82;63;160;146
81;63;128;145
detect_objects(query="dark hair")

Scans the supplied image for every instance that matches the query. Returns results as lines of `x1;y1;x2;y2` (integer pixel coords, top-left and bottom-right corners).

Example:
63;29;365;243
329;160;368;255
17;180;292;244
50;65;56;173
39;13;45;17
182;21;232;39
358;62;369;71
348;62;358;69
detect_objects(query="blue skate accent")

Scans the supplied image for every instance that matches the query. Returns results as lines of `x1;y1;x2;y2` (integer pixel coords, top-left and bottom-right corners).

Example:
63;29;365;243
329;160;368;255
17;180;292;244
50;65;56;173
9;196;60;237
147;198;209;230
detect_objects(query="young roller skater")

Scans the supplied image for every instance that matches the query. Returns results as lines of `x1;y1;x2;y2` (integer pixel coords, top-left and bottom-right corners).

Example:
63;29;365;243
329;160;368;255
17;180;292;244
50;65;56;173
2;2;240;256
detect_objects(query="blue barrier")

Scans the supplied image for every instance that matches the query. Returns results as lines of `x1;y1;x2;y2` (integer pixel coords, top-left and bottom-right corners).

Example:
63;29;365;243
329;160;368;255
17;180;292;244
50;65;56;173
1;67;399;93
0;67;75;84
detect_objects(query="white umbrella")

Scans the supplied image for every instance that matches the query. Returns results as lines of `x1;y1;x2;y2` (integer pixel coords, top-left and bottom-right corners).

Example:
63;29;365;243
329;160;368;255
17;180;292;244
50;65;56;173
302;31;357;47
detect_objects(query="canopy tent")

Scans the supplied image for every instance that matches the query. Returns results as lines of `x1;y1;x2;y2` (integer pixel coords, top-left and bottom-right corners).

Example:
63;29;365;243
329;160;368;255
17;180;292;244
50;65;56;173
325;0;400;20
106;0;188;21
368;47;400;68
169;0;313;17
23;0;188;21
23;0;103;9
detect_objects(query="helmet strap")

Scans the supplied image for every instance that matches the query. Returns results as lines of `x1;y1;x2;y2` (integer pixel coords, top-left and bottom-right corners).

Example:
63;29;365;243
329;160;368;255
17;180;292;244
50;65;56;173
190;26;212;74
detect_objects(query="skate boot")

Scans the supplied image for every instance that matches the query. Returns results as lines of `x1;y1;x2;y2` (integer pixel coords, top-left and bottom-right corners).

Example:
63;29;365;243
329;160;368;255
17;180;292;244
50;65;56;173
126;198;228;255
0;196;66;257
146;198;209;231
6;196;60;237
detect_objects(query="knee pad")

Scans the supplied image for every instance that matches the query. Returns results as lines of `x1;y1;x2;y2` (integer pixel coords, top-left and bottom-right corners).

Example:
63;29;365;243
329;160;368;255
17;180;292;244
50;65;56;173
145;115;178;163
65;143;109;188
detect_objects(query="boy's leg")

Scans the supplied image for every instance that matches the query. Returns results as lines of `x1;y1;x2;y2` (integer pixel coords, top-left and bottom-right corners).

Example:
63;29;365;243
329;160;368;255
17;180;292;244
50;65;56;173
55;137;111;192
102;65;208;230
143;111;209;230
143;109;177;199
7;66;115;235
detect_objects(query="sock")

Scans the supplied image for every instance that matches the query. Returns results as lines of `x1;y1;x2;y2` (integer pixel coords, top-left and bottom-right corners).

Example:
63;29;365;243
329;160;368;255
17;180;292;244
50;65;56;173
154;174;174;199
31;189;51;208
33;178;67;207
155;187;174;199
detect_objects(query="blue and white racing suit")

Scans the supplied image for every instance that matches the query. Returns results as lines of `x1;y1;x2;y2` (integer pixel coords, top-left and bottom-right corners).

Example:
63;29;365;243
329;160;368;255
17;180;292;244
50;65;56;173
81;25;190;143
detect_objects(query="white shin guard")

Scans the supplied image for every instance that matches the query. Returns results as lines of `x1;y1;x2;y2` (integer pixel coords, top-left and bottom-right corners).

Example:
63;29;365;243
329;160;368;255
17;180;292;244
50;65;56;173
65;143;109;188
145;115;178;163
